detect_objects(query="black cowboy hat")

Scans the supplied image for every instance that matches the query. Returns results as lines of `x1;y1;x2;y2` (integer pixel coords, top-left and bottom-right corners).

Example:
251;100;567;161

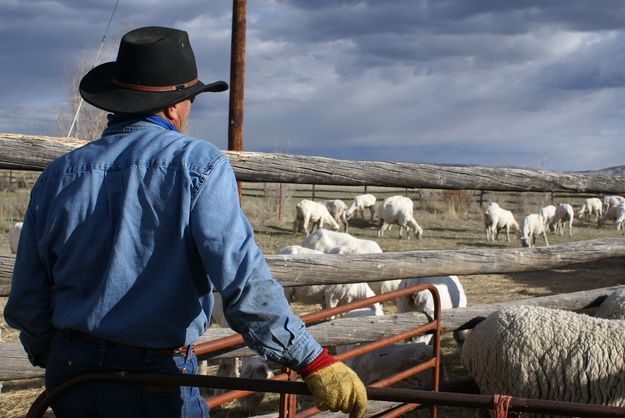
80;26;228;114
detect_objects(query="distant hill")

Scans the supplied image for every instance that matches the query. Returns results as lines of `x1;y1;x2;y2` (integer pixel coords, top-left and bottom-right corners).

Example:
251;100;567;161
577;165;625;176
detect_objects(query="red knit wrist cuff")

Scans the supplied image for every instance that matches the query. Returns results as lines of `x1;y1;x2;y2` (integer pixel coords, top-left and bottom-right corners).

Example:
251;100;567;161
298;348;338;378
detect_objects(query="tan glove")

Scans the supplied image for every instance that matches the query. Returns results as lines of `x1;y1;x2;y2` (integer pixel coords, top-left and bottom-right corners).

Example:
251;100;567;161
304;361;368;418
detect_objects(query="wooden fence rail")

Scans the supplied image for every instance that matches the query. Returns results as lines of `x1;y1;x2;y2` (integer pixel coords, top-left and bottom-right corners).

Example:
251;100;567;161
2;133;625;193
1;284;622;381
2;238;624;295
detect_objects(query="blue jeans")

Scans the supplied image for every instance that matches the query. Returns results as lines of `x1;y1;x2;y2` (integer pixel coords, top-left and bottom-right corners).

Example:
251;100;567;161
45;331;210;418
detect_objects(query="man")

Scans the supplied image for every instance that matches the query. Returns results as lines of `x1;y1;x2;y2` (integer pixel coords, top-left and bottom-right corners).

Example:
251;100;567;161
5;26;367;418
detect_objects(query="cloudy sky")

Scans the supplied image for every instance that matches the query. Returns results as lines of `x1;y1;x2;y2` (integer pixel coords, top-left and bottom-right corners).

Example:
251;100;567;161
2;0;625;172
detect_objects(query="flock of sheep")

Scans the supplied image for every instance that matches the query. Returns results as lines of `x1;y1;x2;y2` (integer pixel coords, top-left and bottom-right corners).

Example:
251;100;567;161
6;191;625;414
485;195;625;248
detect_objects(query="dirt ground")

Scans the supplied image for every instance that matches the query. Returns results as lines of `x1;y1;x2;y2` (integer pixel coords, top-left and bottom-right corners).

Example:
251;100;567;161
1;194;624;417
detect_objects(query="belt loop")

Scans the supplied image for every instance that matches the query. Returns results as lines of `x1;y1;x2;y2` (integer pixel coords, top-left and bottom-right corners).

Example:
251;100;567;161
184;344;192;362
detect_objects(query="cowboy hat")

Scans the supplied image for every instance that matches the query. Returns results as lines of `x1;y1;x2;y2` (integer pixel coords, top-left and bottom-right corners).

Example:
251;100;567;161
79;26;228;114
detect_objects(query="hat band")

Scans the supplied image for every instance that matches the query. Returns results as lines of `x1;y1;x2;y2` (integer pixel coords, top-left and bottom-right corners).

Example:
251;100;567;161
112;78;199;92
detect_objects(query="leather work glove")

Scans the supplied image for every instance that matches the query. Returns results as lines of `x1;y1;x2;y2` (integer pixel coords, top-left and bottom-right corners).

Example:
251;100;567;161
299;349;367;418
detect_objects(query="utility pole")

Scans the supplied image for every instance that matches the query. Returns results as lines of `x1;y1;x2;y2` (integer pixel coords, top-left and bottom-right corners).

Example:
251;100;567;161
229;0;247;199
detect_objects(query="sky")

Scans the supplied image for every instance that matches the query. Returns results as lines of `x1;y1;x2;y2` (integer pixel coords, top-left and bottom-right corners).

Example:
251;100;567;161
2;0;625;172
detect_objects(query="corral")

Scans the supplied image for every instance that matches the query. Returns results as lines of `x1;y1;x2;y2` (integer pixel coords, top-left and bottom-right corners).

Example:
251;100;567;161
1;133;625;417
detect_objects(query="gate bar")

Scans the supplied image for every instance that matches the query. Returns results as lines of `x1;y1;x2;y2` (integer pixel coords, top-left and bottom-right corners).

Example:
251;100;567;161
26;372;625;418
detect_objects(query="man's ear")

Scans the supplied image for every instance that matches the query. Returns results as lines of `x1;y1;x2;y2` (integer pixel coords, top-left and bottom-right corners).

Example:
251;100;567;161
163;103;178;121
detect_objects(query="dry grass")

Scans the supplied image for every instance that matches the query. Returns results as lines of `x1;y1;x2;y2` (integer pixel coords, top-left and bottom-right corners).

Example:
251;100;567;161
2;185;624;417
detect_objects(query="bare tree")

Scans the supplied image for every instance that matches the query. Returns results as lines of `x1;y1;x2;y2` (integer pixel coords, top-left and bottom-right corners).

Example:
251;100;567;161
57;44;117;141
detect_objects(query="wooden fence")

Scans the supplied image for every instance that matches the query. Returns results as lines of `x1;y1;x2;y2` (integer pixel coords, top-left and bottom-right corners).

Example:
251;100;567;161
1;133;625;382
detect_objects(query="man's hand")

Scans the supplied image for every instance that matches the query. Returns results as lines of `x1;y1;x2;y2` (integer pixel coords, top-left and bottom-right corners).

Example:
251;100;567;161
304;361;367;418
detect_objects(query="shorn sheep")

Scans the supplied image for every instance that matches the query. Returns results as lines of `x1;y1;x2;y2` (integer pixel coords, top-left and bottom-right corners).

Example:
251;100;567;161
9;221;23;254
538;204;557;232
324;199;349;232
483;202;518;242
460;298;625;409
375;195;423;240
603;195;625;210
577;197;603;222
346;193;377;220
519;213;549;248
301;229;382;254
551;203;574;236
293;199;340;236
599;201;625;230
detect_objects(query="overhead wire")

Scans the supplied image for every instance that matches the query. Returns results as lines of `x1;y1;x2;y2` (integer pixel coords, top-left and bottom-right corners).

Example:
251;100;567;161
66;0;120;138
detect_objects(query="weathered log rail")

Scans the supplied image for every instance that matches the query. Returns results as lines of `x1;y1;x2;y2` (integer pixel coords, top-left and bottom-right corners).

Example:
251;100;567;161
2;284;622;382
2;133;625;192
1;238;624;295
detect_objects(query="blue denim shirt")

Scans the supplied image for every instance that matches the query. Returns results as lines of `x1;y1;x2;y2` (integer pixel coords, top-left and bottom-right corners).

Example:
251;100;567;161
4;119;322;370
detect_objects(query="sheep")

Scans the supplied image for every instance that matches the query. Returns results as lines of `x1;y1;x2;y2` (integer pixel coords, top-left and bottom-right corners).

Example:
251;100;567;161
483;202;518;242
275;245;324;255
324;199;349;232
375;195;423;240
460;303;625;408
603;195;625;210
577;197;603;222
519;213;549;248
301;229;382;254
301;229;399;295
395;275;467;318
552;203;574;236
293;199;340;236
346;193;377;220
9;221;23;254
285;281;383;317
598;202;625;230
538;204;557;232
238;355;275;415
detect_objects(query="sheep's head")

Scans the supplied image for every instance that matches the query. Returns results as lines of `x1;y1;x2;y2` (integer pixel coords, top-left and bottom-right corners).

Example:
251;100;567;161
415;226;424;240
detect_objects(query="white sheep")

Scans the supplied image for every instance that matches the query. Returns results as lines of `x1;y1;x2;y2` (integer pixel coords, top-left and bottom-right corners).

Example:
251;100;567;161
301;229;382;254
538;204;557;232
395;275;467;319
9;221;23;254
483;202;519;242
460;302;625;408
285;281;383;317
599;202;625;230
519;213;549;248
293;199;340;236
552;203;574;236
376;195;423;240
346;193;377;220
603;195;625;210
324;199;349;232
577;197;603;221
275;245;324;255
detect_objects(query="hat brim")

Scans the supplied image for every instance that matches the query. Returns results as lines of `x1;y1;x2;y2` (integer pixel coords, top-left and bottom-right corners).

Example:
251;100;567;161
79;62;228;114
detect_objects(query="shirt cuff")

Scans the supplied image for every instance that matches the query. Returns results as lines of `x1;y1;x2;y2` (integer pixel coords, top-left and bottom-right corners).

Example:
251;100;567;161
297;348;338;378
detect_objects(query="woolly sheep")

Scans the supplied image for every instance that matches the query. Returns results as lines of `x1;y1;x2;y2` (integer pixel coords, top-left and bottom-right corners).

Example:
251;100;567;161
346;193;377;220
577;197;603;221
375;195;423;240
483;202;518;242
324;199;349;233
293;199;340;236
460;303;625;408
9;221;23;254
519;213;549;248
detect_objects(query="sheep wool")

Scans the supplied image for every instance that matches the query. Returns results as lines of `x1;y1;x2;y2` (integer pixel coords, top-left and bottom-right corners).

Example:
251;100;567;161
461;305;625;407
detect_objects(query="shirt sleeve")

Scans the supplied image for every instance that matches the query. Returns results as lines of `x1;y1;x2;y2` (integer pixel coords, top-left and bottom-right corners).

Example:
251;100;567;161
4;186;53;368
189;157;322;370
